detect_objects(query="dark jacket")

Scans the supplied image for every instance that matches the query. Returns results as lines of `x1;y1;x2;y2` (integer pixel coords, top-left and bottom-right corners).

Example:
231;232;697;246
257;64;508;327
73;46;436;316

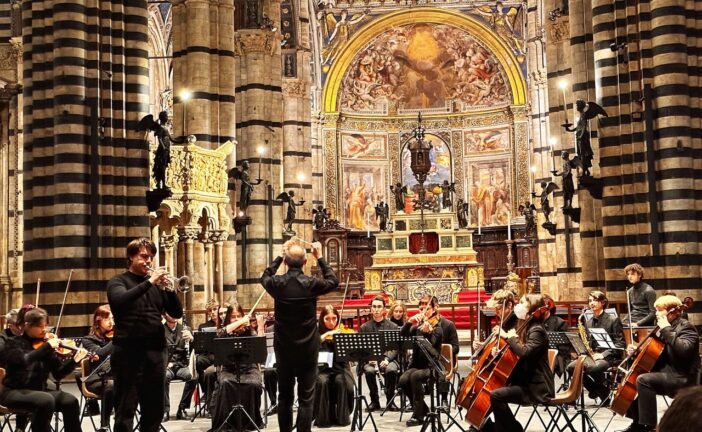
438;317;459;365
81;333;113;384
0;328;16;354
506;323;555;404
626;282;656;326
400;320;443;370
586;311;625;364
107;271;183;349
656;317;700;383
358;318;398;363
165;322;190;369
543;314;568;333
260;256;338;364
0;334;77;391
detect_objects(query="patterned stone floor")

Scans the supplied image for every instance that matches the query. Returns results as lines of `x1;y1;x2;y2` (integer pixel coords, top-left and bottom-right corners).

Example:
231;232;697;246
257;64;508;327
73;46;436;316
62;367;669;432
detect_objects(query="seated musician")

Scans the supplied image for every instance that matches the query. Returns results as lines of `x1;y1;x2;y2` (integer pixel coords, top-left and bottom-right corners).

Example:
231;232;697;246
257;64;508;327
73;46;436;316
211;302;265;431
0;308;27;432
399;296;443;427
419;295;459;408
81;304;116;432
195;299;219;407
472;289;518;354
163;312;196;421
263;322;278;416
0;307;89;432
314;305;355;427
623;263;656;327
358;295;399;411
621;295;700;432
541;294;569;378
389;300;407;327
568;290;624;401
480;294;555;432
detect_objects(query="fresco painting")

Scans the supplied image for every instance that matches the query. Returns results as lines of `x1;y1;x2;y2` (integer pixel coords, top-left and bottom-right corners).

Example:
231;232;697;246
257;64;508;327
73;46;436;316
464;127;510;153
468;159;511;226
342;163;386;230
341;133;388;159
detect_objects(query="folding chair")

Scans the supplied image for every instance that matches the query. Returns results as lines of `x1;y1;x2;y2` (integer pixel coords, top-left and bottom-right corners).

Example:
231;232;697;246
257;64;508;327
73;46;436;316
544;355;596;432
516;348;559;430
76;359;102;432
438;344;467;431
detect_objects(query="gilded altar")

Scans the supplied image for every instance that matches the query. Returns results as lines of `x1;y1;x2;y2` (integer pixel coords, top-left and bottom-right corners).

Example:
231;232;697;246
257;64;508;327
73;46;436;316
365;211;484;304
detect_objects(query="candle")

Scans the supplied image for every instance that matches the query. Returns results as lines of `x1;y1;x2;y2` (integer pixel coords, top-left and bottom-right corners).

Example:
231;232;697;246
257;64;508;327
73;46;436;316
367;229;370;238
477;211;482;235
507;212;512;240
257;146;264;180
558;79;569;124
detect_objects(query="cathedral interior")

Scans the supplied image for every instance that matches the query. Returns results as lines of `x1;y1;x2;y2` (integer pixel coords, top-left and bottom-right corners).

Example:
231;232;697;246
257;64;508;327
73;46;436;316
0;0;700;335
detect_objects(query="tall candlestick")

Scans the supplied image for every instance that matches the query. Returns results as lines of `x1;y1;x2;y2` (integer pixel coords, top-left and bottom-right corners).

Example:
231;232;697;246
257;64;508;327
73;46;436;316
477;210;482;235
561;87;568;124
507;212;511;240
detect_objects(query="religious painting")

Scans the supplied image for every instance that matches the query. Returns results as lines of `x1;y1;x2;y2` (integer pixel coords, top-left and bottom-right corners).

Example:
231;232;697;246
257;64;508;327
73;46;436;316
341;132;387;159
467;159;511;226
338;23;510;112
464;127;510;154
402;134;452;201
341;162;387;231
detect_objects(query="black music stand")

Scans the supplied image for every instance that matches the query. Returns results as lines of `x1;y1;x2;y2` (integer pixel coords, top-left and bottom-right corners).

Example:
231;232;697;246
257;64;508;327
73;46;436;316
334;333;384;432
589;328;619;351
556;333;601;432
413;337;451;432
190;330;218;422
212;336;267;432
379;329;414;417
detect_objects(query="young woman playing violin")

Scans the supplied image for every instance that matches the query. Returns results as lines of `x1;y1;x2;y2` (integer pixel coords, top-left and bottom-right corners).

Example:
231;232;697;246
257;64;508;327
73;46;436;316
314;305;355;427
211;302;265;432
620;295;700;432
0;307;89;432
479;294;554;432
81;304;115;432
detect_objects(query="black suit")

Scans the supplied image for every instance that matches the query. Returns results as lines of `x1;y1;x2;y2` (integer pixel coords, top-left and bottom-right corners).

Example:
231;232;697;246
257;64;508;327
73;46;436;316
398;320;443;420
260;256;339;432
629;317;700;427
485;322;554;432
358;318;399;404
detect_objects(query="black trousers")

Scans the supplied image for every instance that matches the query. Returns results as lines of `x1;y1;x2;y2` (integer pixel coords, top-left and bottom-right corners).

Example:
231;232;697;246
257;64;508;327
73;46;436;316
263;367;278;404
112;345;167;432
0;389;80;432
276;357;318;432
195;354;213;400
86;378;115;428
362;361;399;403
482;385;529;432
398;368;431;419
567;357;612;397
627;371;688;427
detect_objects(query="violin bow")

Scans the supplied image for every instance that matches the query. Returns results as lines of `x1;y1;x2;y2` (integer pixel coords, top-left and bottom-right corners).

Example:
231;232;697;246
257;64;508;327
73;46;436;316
35;278;41;306
249;290;267;316
337;274;351;328
53;269;74;338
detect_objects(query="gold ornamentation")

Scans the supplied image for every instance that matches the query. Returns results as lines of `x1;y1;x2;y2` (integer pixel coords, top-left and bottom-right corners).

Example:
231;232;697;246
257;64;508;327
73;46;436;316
235;30;276;55
282;79;307;98
324;129;338;217
452;130;464;200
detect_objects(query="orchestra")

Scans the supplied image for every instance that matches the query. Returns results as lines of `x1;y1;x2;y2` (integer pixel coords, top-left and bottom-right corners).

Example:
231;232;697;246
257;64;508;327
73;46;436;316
0;238;698;432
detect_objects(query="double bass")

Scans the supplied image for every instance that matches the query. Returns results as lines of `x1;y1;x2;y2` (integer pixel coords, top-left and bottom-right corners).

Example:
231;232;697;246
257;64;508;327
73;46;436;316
610;297;693;416
456;301;548;428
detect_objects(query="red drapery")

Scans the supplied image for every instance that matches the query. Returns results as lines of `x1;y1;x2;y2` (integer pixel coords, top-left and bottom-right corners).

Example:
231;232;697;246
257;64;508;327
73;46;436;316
408;232;439;254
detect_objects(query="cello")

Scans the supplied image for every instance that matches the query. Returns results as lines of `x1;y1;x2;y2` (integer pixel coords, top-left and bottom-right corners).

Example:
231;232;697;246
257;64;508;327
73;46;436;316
458;303;549;428
610;297;693;416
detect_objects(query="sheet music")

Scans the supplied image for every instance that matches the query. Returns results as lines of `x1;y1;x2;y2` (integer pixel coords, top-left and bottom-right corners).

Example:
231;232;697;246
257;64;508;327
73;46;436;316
589;327;619;350
318;351;334;368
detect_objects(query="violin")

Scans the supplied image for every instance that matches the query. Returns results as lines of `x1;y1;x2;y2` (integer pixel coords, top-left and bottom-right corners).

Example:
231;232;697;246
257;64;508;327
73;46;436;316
323;323;356;341
105;329;114;339
610;297;693;416
33;333;92;359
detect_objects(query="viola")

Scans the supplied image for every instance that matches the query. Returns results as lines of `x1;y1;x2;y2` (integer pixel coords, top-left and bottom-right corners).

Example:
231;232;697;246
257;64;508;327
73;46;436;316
610;297;693;416
33;334;91;358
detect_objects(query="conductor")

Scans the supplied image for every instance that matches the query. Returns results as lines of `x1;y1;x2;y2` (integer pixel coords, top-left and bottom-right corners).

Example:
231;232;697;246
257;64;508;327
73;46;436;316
260;240;339;432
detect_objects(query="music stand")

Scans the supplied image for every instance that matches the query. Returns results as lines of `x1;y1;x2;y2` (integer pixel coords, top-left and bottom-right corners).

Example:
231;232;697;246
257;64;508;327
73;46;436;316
547;332;571;352
379;329;414;417
413;337;452;432
589;328;619;351
212;336;267;432
334;333;384;432
189;330;218;422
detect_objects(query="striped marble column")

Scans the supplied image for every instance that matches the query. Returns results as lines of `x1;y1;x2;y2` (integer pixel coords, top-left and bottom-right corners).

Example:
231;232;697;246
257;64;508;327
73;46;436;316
22;1;150;336
234;0;284;307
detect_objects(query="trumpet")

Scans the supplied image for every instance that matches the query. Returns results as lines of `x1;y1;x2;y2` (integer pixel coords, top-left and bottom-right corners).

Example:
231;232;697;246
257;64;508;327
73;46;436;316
145;265;192;293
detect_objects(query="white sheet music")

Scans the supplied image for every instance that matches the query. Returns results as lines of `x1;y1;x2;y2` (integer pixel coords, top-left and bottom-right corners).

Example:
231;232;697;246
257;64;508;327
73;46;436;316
318;352;334;368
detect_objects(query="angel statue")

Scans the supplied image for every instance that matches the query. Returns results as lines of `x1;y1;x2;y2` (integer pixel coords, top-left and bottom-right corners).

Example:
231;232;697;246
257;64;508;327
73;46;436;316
319;9;368;66
519;201;537;237
553;151;579;209
564;99;608;176
456;198;469;229
228;160;262;214
139;111;185;190
277;190;305;234
389;183;408;213
312;205;329;230
441;180;456;210
534;180;559;223
375;201;389;231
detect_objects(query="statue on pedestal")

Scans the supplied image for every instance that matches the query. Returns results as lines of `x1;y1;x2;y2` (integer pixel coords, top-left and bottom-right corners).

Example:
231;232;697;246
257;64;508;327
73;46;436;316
553;151;578;209
374;201;389;231
139;111;185;191
277;190;305;235
312;205;330;230
456;198;469;229
441;180;456;210
229;160;262;213
389;183;407;213
519;201;537;238
563;99;608;176
535;180;559;224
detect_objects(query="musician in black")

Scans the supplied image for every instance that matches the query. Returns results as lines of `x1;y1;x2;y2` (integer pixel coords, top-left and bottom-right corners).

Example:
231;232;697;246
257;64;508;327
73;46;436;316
107;237;183;432
163;312;196;421
541;294;569;378
398;297;443;427
389;300;407;327
81;305;115;432
419;295;459;408
569;290;625;401
623;263;656;327
472;289;518;354
260;240;339;432
481;294;554;432
358;295;399;411
195;299;218;411
622;295;700;432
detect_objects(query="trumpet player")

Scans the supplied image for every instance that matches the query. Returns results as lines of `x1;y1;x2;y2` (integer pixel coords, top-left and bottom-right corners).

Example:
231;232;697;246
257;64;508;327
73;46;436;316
107;237;183;432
